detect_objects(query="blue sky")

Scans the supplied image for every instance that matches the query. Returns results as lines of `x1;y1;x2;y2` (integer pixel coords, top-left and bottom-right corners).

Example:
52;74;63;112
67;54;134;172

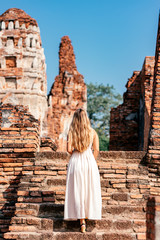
1;0;160;95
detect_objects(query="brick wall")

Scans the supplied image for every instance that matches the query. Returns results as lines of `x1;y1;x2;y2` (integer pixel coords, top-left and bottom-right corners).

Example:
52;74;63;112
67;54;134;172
146;197;155;240
0;103;40;156
0;126;159;240
147;14;160;169
110;57;154;151
110;71;141;150
0;103;40;237
146;196;160;240
2;151;160;240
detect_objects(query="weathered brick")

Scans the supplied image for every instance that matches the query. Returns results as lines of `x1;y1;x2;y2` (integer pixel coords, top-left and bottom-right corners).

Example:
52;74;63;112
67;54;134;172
34;171;57;175
58;171;67;175
130;195;143;199
136;233;146;240
17;191;29;196
43;197;55;202
30;192;41;197
112;193;128;201
47;36;87;151
114;220;132;230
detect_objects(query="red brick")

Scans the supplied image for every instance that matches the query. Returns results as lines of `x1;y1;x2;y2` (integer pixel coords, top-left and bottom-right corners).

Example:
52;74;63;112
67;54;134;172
136;233;146;240
47;36;87;151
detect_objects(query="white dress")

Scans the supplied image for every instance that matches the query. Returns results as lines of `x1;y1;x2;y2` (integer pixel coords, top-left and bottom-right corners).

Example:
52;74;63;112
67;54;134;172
64;134;102;220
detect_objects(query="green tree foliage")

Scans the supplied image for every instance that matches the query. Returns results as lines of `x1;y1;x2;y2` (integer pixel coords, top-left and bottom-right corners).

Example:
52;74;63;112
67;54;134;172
87;83;122;151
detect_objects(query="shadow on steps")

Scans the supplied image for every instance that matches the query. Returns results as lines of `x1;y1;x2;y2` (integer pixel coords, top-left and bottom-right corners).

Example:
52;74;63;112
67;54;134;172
0;172;22;239
38;203;97;232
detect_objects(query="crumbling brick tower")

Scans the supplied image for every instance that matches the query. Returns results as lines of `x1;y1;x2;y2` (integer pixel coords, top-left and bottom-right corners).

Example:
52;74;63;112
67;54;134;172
47;36;87;151
147;13;160;166
109;12;160;154
109;56;155;151
0;8;48;136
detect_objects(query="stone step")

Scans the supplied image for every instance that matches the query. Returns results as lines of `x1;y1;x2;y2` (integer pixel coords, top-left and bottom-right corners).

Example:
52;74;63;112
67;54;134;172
34;160;144;169
39;203;64;218
4;231;138;240
4;232;44;240
35;152;145;166
10;216;53;232
20;192;148;205
15;203;40;217
36;150;145;160
15;203;146;220
16;191;145;203
50;218;138;233
21;175;148;190
52;232;137;240
8;218;115;233
10;215;146;234
40;203;146;218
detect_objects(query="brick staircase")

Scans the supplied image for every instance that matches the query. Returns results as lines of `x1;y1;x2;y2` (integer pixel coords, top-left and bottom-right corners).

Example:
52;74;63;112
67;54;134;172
3;151;151;240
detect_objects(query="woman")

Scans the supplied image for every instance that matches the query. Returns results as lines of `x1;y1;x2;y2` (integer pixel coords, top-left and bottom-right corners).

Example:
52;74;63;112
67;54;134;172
64;109;102;233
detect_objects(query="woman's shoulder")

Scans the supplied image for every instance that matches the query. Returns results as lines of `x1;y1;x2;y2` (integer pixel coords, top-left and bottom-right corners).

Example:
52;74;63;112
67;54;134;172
91;128;99;153
90;128;98;138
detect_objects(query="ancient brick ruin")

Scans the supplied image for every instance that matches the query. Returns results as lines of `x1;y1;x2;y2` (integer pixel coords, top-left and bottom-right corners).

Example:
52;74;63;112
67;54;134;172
47;36;87;151
1;7;160;240
0;8;48;137
146;14;160;170
0;8;86;152
109;56;155;151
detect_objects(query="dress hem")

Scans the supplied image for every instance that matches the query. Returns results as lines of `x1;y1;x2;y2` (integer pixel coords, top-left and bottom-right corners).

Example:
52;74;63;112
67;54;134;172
64;217;102;221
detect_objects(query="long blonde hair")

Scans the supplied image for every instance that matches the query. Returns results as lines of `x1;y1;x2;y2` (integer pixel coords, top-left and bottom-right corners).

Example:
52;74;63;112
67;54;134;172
68;109;91;152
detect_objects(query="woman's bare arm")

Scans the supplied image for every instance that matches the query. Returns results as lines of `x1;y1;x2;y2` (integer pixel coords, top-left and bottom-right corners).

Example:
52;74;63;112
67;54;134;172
92;130;99;159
